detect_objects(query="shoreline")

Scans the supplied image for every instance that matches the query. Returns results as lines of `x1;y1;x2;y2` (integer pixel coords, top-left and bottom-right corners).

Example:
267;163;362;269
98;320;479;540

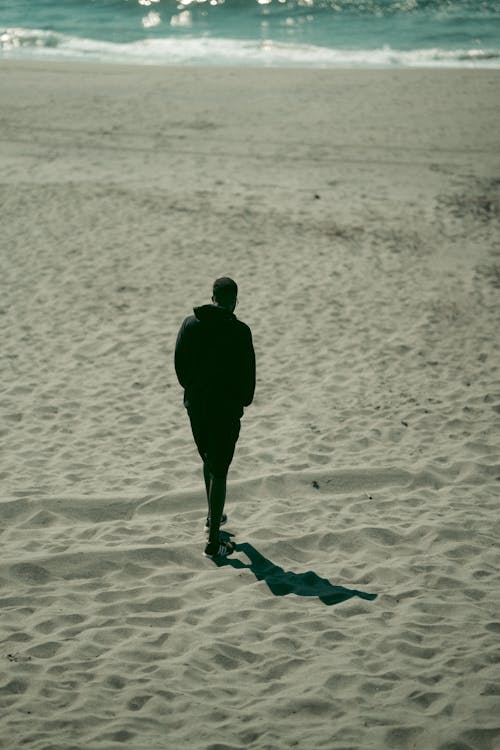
4;56;500;70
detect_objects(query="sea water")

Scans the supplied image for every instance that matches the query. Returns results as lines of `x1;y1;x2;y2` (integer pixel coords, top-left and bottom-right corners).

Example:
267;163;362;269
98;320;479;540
1;0;499;67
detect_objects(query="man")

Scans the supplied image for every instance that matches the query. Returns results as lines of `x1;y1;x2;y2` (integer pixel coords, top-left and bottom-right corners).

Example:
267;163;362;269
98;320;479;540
175;277;256;558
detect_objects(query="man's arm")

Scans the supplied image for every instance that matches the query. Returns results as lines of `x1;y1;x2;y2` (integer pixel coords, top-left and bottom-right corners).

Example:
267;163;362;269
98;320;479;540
174;317;192;389
240;326;256;407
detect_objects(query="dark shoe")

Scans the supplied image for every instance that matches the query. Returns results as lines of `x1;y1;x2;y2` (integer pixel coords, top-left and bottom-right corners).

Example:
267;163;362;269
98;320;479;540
203;539;235;559
204;512;227;533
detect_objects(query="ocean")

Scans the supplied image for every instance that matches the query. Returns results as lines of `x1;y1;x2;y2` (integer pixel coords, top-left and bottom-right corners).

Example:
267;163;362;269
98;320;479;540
1;0;499;68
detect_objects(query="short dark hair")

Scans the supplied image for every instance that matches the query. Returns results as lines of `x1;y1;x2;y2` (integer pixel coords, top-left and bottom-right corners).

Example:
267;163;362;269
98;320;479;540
213;277;238;306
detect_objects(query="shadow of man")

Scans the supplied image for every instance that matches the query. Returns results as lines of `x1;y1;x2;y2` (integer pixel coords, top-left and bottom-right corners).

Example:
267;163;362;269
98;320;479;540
212;539;377;606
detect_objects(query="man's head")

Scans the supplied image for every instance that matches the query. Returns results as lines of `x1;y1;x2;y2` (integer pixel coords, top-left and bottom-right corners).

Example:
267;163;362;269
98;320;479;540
212;277;238;312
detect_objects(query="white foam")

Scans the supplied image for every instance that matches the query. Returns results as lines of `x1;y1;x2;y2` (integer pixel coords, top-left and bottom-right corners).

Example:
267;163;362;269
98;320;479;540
1;27;499;67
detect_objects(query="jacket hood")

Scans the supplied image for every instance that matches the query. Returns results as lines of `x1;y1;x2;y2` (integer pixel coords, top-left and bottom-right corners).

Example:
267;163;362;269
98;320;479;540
193;304;236;324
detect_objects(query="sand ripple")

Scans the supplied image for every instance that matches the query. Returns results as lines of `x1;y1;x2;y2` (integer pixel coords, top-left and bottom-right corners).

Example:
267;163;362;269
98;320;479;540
2;463;500;749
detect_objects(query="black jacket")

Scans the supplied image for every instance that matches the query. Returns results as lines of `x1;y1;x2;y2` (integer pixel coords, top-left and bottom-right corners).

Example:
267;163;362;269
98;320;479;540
175;304;255;416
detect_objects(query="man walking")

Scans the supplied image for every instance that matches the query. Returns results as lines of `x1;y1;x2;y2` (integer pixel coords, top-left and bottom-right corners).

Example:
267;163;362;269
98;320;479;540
175;277;255;558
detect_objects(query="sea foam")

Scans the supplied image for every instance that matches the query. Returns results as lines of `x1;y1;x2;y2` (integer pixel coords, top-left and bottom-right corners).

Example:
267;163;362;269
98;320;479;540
1;27;499;68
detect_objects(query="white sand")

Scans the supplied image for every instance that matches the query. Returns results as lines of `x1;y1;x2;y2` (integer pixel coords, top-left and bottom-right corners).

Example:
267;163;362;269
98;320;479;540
1;62;500;750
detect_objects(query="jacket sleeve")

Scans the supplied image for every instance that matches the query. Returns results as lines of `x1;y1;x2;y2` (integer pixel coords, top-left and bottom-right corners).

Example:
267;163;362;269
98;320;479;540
174;318;192;389
240;326;256;407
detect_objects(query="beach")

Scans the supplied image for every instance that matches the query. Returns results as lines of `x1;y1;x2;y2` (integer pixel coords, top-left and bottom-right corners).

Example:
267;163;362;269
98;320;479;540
1;61;500;749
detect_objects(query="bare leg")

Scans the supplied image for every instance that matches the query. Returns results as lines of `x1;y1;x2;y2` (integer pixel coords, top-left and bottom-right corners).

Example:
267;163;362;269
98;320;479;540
208;475;227;547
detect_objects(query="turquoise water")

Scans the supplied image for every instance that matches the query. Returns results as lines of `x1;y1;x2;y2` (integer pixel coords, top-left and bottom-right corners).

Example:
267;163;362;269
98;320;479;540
1;0;500;67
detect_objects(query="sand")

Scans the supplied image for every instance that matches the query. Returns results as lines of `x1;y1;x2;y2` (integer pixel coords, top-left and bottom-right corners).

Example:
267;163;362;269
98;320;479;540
1;61;500;750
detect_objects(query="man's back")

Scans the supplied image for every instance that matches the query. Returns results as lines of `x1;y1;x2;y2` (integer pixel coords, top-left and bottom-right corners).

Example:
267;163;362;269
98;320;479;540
175;303;255;416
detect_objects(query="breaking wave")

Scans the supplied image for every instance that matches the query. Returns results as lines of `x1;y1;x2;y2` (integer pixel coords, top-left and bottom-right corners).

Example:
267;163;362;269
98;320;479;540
1;28;499;67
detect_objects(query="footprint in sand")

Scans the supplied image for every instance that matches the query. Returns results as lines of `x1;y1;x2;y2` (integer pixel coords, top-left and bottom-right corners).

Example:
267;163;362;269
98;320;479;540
9;562;51;585
127;695;152;711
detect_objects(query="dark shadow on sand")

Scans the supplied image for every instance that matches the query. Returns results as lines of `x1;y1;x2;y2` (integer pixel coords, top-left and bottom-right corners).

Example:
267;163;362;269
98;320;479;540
213;539;377;606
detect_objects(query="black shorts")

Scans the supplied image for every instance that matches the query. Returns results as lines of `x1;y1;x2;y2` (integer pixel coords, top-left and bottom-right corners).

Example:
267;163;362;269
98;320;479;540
188;406;241;478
